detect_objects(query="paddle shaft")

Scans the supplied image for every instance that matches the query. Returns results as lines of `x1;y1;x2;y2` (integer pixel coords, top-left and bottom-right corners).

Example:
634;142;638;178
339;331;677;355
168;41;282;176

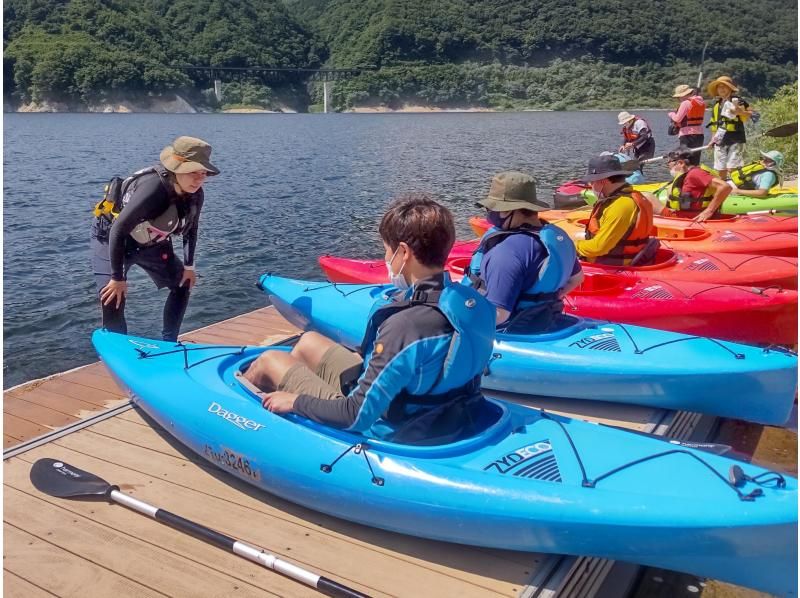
109;489;369;598
696;41;709;90
641;143;711;165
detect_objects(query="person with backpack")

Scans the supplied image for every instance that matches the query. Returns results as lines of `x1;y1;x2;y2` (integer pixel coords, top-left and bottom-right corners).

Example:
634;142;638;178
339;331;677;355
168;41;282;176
667;85;706;166
90;136;219;341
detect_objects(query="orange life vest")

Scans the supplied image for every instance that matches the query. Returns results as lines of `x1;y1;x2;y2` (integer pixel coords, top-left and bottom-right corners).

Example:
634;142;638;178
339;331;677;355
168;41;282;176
585;190;654;265
621;116;651;143
680;95;706;129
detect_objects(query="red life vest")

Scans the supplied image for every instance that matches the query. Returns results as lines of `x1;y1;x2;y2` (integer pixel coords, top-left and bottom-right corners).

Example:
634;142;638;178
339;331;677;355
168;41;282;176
680;95;706;129
585;191;655;265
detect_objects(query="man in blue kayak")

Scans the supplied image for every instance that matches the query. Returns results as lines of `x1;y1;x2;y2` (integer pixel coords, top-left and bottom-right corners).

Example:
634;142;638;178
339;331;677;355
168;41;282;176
465;171;584;331
244;194;497;445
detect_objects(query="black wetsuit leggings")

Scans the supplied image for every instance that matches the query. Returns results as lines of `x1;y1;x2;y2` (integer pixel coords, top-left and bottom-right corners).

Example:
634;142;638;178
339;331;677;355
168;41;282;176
91;228;190;341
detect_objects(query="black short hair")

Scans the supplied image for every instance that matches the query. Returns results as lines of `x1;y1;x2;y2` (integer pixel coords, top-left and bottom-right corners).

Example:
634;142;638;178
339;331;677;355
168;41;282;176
667;149;694;162
379;193;455;268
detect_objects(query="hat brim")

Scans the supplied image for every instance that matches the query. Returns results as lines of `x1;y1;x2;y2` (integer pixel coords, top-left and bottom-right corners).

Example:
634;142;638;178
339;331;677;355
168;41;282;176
618;118;636;125
478;196;550;212
708;81;739;96
672;90;693;98
760;151;784;171
578;170;632;183
160;147;220;176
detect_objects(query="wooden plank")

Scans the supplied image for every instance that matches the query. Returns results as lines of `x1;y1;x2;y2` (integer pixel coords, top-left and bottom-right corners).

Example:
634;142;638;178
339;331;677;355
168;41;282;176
3;397;81;429
4;483;287;598
39;424;536;596
3;413;49;442
3;569;57;597
6;386;102;418
53;372;125;397
5;435;20;449
3;524;166;598
35;378;125;405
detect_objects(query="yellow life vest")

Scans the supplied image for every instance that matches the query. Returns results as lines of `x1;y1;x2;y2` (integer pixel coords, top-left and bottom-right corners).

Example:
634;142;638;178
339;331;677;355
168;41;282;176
729;163;778;190
708;99;745;135
667;168;714;213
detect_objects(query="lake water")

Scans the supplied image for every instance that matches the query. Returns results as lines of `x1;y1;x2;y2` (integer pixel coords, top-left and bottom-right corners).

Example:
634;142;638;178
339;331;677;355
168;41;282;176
3;111;672;387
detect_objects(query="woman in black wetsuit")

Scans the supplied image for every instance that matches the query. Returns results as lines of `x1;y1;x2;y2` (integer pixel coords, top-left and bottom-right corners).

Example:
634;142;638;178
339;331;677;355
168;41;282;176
90;136;220;340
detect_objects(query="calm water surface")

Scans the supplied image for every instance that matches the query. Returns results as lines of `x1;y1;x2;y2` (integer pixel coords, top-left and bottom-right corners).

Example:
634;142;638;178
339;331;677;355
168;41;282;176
3;111;671;387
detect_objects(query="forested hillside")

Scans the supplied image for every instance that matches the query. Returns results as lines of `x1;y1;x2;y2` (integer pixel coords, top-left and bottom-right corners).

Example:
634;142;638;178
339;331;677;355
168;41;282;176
4;0;797;111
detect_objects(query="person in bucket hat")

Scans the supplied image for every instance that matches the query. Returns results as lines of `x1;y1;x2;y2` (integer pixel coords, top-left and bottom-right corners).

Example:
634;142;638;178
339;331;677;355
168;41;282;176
617;111;655;162
707;76;753;179
573;155;659;265
90;136;219;341
668;85;706;165
726;150;784;198
467;171;583;328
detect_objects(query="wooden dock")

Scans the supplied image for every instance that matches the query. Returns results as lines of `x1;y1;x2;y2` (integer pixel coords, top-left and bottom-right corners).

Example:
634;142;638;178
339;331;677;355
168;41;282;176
2;306;739;597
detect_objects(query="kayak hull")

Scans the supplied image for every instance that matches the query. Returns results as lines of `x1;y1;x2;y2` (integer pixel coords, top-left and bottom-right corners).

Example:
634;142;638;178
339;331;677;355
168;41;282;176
318;254;798;345
258;274;798;425
92;329;798;597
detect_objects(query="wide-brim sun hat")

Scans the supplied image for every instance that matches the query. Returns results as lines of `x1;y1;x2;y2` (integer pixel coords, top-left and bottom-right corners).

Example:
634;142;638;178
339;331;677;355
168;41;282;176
617;111;636;126
578;154;633;183
707;76;739;97
760;150;784;172
160;136;220;175
477;171;550;212
672;84;694;98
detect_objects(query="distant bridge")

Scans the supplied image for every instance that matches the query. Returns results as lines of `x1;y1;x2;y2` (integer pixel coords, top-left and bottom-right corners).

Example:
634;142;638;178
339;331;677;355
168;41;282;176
179;66;376;111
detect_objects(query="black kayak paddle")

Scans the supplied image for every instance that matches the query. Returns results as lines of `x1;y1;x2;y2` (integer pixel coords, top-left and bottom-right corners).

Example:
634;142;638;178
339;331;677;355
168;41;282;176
30;458;371;598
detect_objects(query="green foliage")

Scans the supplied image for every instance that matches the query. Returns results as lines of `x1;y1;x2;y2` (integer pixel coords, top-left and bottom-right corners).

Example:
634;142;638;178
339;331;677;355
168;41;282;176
745;82;798;172
220;81;274;108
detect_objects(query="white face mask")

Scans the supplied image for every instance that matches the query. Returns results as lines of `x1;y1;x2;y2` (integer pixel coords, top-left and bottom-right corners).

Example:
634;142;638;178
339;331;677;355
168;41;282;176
590;181;605;199
385;246;409;290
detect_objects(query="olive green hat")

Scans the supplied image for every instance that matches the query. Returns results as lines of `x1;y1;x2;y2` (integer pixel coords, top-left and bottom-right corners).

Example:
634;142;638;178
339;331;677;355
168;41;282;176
477;171;549;212
160;136;220;175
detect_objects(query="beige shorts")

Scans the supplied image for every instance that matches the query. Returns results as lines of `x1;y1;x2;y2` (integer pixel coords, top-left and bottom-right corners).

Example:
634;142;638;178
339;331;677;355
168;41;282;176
278;344;363;400
714;143;745;170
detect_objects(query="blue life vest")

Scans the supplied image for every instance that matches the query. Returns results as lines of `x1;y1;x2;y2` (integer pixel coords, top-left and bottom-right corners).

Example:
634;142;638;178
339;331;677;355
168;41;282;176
358;274;496;444
465;224;576;314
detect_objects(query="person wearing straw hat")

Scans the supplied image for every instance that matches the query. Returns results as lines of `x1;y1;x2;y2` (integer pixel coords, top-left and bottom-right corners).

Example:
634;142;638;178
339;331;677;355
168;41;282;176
667;84;706;166
707;75;753;180
574;155;659;265
617;111;655;162
727;150;784;199
90;136;220;341
466;171;583;329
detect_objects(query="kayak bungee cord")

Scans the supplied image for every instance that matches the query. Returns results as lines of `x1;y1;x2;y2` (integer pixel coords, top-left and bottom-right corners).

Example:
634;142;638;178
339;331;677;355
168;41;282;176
133;341;247;370
538;411;786;502
614;324;746;358
320;442;385;486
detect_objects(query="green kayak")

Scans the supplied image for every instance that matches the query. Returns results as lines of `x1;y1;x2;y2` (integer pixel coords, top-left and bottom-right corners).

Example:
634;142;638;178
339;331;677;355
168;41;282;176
580;186;798;215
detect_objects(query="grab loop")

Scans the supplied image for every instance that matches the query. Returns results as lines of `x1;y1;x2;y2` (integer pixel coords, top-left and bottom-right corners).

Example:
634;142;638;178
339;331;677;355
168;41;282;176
483;353;502;376
320;442;385;486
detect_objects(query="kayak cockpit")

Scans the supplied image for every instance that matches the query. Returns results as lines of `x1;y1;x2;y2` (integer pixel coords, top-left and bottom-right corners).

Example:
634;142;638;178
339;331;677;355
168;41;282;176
233;366;515;458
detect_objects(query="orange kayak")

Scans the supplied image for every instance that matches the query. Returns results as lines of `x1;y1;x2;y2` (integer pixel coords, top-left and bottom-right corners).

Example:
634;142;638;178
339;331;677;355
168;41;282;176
469;215;798;257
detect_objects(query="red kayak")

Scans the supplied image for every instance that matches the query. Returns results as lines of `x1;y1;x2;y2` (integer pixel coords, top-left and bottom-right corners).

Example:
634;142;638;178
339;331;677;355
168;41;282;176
469;215;798;257
318;255;798;345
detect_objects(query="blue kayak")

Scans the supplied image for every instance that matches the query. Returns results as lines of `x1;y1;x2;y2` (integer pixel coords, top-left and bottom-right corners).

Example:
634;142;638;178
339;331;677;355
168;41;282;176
257;274;798;425
92;329;797;596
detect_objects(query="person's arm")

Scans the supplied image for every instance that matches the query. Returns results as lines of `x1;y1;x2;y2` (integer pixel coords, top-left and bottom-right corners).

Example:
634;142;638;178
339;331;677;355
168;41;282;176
576;199;639;260
107;175;169;280
730;171;776;198
694;177;732;222
669;100;689;124
292;314;417;431
559;261;584;298
181;192;204;268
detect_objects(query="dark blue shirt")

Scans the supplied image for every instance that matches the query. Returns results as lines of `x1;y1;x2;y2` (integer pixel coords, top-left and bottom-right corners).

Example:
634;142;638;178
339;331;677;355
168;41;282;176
481;230;581;313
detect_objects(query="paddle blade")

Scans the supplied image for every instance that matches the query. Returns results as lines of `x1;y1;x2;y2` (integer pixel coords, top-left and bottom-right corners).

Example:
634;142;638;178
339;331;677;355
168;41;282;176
764;122;798;138
30;458;113;499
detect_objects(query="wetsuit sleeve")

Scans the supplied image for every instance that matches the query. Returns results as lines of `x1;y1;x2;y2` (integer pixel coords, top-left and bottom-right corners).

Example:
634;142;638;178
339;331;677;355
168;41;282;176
632;124;651;149
107;175;169;281
293;313;421;431
576;198;638;260
182;193;204;267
